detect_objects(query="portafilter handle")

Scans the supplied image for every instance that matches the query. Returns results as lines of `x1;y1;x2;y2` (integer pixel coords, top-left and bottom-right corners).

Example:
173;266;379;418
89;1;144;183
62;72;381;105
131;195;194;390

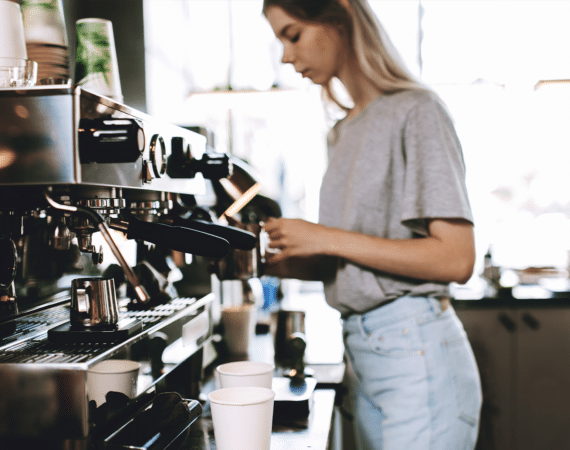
108;217;230;258
163;216;256;250
44;189;150;304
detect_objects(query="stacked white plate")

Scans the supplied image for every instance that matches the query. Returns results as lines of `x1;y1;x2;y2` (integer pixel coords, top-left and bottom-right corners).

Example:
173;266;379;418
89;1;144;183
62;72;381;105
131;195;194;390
25;42;70;84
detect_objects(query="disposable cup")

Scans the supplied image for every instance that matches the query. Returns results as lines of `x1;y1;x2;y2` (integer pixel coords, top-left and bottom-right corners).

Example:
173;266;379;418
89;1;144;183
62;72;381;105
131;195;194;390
216;361;274;389
0;1;28;59
209;387;275;450
75;18;123;102
20;0;70;84
20;0;68;46
221;303;256;355
87;359;140;407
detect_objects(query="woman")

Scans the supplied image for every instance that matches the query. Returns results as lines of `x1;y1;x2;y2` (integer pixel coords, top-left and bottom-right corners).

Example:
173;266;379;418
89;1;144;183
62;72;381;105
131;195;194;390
262;1;482;449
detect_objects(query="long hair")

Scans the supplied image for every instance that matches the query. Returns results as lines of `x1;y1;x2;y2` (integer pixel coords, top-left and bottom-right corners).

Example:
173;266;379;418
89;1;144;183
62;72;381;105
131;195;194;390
263;0;429;111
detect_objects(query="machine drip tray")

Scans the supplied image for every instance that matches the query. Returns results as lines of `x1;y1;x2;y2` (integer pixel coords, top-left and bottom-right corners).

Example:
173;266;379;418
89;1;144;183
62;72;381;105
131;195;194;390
48;318;143;344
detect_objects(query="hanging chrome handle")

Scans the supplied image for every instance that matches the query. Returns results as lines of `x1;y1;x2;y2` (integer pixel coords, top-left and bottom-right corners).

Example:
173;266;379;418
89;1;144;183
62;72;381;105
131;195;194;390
75;288;89;313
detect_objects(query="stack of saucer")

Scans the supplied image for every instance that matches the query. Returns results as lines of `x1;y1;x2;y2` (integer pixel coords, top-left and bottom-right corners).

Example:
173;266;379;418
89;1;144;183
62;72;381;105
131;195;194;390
25;42;69;84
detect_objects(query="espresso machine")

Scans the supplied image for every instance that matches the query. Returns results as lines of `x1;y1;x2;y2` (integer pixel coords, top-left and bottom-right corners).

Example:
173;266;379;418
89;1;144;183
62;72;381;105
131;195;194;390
0;85;259;449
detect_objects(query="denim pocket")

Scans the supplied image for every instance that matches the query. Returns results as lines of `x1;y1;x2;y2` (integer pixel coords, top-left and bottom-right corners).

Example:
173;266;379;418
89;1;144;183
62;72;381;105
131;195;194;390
365;319;421;358
442;334;482;426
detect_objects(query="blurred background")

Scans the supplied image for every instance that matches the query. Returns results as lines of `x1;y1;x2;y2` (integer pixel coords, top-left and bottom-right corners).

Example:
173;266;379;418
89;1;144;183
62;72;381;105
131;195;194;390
62;0;570;293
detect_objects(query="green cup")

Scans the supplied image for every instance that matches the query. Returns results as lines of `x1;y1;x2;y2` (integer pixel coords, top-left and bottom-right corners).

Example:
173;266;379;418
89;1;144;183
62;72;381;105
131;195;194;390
75;18;123;102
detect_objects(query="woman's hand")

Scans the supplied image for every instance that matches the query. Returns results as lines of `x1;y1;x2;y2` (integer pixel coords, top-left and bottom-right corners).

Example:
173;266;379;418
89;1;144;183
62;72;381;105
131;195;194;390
263;217;331;262
263;216;475;284
264;217;475;284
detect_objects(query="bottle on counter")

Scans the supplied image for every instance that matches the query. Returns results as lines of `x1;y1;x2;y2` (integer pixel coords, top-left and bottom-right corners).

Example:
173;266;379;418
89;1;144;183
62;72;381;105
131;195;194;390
483;246;502;292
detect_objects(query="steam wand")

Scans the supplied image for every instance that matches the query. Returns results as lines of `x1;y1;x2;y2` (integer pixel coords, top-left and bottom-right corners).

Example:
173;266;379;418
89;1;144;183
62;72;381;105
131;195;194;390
43;188;150;304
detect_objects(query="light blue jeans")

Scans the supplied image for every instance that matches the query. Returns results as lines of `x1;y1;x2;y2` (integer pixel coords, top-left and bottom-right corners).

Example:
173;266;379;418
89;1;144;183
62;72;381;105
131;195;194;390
342;296;482;450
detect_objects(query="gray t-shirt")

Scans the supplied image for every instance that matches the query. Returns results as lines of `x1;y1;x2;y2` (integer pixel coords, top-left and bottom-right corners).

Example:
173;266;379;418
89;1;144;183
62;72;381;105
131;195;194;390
319;89;473;316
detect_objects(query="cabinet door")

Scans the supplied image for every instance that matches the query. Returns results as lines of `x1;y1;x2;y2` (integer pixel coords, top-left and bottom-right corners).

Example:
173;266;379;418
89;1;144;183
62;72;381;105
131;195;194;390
516;308;570;450
455;308;515;450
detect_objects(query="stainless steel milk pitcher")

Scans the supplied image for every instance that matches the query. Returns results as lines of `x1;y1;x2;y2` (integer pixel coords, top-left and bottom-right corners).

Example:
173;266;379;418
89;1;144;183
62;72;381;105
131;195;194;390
70;277;119;328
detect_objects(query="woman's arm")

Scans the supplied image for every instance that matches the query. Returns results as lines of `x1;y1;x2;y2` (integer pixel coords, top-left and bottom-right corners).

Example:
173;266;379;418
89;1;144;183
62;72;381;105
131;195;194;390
264;217;475;284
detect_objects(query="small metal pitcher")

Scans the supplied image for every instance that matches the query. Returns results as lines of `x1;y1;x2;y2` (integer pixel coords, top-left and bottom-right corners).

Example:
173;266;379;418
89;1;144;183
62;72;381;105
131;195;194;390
271;309;306;363
70;277;119;328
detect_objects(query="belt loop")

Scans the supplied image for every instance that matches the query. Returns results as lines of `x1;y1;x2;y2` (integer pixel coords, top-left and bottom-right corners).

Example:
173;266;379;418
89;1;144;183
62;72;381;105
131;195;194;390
357;313;367;338
429;296;450;315
427;296;442;316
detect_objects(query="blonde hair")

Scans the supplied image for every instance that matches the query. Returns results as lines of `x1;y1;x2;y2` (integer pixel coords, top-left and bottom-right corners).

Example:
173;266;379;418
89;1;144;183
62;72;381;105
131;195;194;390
263;0;430;111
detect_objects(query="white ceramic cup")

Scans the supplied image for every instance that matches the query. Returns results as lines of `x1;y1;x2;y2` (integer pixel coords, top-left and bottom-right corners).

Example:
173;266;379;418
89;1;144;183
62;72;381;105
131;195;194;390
0;1;28;59
209;387;275;450
221;303;256;355
87;359;141;406
216;361;274;389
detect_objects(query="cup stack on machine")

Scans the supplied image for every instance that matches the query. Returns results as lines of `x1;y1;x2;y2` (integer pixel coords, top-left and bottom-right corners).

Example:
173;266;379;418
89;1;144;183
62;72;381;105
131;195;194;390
0;0;37;87
20;0;70;85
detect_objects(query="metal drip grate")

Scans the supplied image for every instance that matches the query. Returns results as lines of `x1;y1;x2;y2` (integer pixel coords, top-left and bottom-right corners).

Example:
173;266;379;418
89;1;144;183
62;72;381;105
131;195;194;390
0;338;107;363
0;298;197;364
0;305;70;347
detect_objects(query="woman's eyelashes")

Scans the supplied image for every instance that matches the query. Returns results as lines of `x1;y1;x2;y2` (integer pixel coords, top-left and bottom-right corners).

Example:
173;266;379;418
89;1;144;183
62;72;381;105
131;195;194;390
290;33;300;43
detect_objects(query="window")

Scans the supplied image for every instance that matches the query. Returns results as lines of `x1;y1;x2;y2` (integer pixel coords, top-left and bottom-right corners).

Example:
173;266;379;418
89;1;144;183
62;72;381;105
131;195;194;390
144;0;570;289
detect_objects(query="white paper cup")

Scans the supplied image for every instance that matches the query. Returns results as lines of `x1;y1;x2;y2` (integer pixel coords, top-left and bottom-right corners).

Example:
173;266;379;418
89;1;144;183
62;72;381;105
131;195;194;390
209;387;275;450
221;303;256;355
20;0;70;83
21;0;68;47
75;18;123;102
0;1;28;59
216;361;274;389
87;359;140;406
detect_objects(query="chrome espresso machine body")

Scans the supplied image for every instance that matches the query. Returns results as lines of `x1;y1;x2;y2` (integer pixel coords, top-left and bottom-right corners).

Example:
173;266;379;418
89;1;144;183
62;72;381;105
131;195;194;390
0;85;245;449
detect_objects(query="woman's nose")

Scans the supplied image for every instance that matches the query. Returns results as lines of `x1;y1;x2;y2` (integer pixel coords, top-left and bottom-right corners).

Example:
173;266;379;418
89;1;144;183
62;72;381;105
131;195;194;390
281;44;294;65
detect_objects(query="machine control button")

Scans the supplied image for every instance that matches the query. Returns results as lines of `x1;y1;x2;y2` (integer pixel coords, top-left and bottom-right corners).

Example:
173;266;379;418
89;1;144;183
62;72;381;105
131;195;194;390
149;134;167;178
79;119;145;163
171;136;192;161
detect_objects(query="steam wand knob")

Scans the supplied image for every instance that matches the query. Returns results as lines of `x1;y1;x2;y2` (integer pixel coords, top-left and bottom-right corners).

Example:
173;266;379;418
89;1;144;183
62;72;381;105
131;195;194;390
168;138;232;180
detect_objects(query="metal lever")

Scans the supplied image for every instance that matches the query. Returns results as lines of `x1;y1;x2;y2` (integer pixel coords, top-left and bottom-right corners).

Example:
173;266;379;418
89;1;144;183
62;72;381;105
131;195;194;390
44;188;150;304
109;217;230;258
164;216;256;250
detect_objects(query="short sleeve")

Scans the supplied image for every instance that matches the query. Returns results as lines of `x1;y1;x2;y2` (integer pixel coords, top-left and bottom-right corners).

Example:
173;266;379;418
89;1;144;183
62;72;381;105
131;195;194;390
400;95;474;236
